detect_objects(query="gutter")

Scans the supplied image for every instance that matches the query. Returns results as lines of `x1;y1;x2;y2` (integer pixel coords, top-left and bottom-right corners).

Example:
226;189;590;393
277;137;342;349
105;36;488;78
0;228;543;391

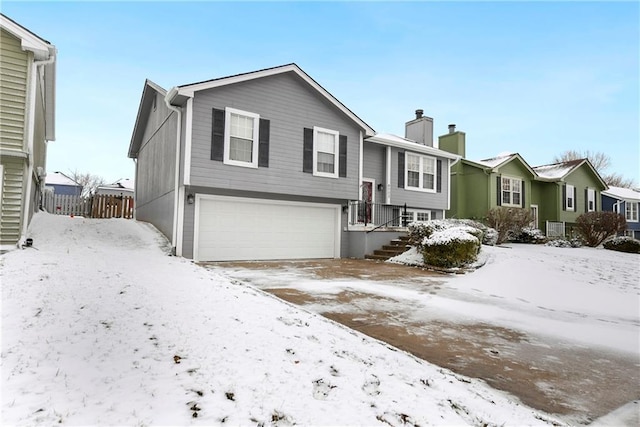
164;87;183;255
19;54;55;248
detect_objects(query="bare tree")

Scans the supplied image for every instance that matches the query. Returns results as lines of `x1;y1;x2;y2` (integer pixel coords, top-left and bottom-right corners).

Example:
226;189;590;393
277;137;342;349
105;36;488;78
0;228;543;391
552;150;635;188
69;170;106;198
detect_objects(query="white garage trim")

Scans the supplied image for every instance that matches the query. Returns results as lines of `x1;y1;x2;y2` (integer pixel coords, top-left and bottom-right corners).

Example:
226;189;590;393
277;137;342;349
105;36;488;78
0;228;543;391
193;195;341;262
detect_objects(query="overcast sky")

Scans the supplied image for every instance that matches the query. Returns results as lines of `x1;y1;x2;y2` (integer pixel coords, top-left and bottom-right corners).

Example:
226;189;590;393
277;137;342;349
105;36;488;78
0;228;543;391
4;1;638;185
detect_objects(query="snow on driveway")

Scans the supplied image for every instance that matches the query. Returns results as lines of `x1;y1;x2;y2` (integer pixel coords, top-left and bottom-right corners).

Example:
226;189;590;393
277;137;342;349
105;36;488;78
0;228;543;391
1;213;565;426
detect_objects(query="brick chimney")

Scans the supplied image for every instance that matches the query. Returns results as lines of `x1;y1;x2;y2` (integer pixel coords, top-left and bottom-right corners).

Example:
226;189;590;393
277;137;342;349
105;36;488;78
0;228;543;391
405;109;433;147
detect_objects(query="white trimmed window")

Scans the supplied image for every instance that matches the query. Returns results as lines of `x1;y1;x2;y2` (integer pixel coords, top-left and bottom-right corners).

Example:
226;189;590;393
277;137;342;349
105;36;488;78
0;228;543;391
313;126;339;178
501;176;522;207
626;202;638;222
566;184;575;211
405;153;436;192
405;210;432;223
587;188;596;212
224;107;260;168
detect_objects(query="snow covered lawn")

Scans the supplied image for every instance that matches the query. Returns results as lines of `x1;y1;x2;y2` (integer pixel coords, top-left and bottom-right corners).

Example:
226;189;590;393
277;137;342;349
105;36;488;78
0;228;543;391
1;214;565;426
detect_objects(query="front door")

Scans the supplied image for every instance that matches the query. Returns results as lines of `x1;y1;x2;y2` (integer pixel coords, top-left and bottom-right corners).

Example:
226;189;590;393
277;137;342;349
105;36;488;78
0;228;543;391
360;179;375;224
530;204;539;229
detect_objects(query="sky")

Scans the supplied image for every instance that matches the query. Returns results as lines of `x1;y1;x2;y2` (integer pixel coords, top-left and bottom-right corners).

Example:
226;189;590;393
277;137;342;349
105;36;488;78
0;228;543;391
3;1;639;185
3;213;637;425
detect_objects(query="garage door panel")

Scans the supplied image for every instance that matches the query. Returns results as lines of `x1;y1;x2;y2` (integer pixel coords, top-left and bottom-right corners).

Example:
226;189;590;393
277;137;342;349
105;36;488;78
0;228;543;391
196;197;339;261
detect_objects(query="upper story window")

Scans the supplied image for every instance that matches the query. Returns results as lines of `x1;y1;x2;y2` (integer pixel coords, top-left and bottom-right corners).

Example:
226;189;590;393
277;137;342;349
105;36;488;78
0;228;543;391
313;126;339;178
626;202;638;222
405;153;436;192
565;184;575;211
501;176;522;207
587;188;596;212
224;108;260;168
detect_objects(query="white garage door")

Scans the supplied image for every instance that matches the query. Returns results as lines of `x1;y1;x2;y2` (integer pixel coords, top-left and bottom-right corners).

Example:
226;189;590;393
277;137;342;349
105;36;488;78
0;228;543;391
195;196;340;262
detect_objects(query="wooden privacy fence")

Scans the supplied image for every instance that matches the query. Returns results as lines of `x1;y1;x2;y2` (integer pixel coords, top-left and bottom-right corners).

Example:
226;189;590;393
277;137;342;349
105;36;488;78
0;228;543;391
44;194;134;219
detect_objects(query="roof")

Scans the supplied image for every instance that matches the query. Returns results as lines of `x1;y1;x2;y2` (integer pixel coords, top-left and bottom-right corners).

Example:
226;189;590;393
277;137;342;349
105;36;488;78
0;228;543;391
45;172;80;186
602;186;640;202
1;14;56;141
167;63;375;137
466;152;537;177
128;79;167;158
98;178;134;191
533;158;608;189
366;133;460;161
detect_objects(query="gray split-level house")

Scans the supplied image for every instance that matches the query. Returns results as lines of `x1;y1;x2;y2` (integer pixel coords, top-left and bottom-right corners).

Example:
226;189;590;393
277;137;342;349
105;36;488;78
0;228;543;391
128;64;459;262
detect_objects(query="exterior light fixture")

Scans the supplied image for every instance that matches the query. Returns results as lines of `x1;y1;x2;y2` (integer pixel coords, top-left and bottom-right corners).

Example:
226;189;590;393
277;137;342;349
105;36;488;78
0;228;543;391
187;194;195;204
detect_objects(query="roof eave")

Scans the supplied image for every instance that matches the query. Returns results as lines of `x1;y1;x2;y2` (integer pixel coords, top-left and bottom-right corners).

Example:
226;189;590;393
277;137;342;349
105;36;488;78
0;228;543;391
366;134;460;160
128;79;167;158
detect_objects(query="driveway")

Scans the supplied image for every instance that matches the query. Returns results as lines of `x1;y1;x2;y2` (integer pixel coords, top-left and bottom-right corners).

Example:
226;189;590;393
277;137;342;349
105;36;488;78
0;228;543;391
204;257;639;425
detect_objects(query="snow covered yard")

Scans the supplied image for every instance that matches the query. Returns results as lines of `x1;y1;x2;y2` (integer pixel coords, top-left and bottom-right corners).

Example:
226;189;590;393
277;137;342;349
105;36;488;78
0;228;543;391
1;213;566;426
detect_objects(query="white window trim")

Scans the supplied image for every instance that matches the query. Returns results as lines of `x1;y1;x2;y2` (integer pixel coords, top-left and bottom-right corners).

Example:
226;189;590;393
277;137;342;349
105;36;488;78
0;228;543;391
224;107;260;169
587;188;596;212
406;209;432;222
626;202;638;222
405;153;436;193
566;184;575;211
313;126;339;179
501;175;522;207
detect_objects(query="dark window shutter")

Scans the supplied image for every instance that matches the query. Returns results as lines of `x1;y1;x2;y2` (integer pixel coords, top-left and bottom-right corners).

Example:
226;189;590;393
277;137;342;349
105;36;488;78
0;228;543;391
585;188;589;212
303;128;313;173
496;175;502;206
398;152;405;188
573;186;577;211
338;135;347;178
258;118;270;167
211;108;225;161
436;159;442;193
562;184;567;211
521;180;525;207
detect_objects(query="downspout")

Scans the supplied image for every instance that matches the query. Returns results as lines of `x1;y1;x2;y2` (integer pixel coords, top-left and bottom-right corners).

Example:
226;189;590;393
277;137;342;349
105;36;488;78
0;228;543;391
19;54;55;247
165;88;182;255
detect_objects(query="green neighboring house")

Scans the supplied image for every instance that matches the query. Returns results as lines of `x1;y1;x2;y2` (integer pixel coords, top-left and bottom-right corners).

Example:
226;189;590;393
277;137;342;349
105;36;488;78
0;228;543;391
0;14;56;248
439;126;608;237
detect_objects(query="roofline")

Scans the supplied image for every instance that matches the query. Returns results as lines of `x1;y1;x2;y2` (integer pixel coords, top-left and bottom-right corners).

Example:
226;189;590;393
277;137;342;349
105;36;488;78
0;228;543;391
128;79;167;158
532;159;608;188
601;189;640;202
173;63;376;137
0;13;55;60
366;134;460;160
466;153;537;176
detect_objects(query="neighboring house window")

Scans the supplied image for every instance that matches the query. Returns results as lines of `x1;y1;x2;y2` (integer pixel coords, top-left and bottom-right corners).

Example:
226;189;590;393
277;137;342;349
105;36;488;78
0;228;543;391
313;126;339;178
565;184;575;211
224;107;260;168
501;176;522;207
626;202;638;222
405;153;436;192
586;188;596;212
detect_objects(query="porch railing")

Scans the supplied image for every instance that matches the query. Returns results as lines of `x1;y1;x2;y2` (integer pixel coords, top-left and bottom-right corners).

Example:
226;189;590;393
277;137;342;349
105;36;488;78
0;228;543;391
348;201;409;228
546;221;565;237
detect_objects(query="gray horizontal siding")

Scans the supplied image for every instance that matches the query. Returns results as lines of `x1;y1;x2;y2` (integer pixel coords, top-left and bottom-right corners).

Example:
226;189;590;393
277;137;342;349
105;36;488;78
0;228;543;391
136;190;175;241
189;72;360;201
388;147;451;211
362;142;385;200
0;29;28;152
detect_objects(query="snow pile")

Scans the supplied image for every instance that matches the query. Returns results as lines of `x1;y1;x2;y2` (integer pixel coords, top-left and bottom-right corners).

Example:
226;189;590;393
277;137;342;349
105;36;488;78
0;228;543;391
424;226;478;246
1;213;565;426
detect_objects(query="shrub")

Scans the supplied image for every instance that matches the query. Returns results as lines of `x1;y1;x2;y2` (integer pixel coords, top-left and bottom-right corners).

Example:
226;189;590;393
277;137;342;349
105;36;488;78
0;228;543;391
575;211;626;247
512;227;547;244
545;238;583;248
603;236;640;254
486;207;533;244
421;227;480;269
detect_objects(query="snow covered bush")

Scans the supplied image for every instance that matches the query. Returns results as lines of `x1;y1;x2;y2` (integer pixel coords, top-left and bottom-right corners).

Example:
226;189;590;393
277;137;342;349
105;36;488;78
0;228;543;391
512;227;547;244
486;207;533;244
575;211;627;247
603;236;640;254
545;238;583;248
421;226;481;269
407;219;483;268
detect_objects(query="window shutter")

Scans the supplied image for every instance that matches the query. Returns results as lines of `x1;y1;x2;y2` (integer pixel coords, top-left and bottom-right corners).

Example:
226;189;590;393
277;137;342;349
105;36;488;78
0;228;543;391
521;180;525;207
436;159;442;193
562;184;567;211
258;118;270;167
303;128;313;173
496;175;502;206
573;186;577;211
338;135;347;178
211;108;225;161
398;152;405;188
